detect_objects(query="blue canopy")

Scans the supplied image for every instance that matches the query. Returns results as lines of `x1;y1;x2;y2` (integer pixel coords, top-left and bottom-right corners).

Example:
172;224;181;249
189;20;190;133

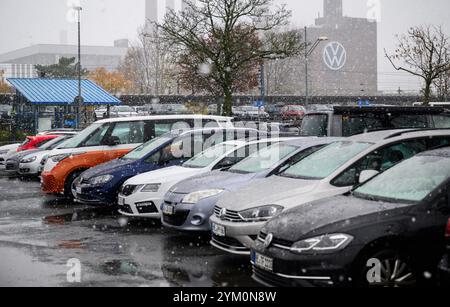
7;78;121;106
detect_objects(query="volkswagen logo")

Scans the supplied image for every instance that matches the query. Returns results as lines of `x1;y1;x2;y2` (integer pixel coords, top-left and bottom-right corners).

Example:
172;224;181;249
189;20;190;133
323;41;347;71
264;233;274;249
220;208;227;219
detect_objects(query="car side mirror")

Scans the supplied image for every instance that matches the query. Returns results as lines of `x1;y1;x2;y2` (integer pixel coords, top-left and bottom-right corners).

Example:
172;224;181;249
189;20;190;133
105;136;121;146
359;170;379;184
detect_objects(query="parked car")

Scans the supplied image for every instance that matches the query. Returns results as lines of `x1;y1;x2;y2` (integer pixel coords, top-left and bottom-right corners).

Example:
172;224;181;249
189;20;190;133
72;128;258;205
40;115;233;197
210;129;450;255
251;148;450;287
37;129;79;136
161;137;341;233
118;139;282;220
265;104;284;120
438;221;450;286
18;135;73;177
281;105;306;121
0;143;20;168
300;106;450;137
233;106;270;120
16;134;60;153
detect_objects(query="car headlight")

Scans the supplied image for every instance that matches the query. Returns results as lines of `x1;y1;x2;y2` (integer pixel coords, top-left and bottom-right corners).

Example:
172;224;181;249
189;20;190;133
291;234;354;254
239;205;284;222
50;152;86;163
89;175;114;186
182;189;224;204
21;156;37;163
141;183;161;193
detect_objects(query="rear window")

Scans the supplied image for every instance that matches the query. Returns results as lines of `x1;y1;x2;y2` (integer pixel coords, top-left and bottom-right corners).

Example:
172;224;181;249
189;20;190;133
300;114;328;136
433;115;450;128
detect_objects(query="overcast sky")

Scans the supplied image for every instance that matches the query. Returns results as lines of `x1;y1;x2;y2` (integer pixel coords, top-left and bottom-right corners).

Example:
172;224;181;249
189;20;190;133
1;0;450;93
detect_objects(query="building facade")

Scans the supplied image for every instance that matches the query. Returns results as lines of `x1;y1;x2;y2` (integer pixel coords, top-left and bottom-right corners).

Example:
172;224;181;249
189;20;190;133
0;40;129;73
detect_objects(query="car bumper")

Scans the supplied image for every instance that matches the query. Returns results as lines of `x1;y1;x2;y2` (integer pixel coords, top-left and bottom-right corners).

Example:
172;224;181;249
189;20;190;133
5;160;19;173
117;193;162;219
250;239;360;287
72;182;118;205
161;193;218;232
209;215;265;255
41;171;65;194
18;162;41;176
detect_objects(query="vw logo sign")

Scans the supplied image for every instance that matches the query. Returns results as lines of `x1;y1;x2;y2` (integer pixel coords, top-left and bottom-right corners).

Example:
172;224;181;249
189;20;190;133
323;42;347;71
220;208;227;218
264;233;274;249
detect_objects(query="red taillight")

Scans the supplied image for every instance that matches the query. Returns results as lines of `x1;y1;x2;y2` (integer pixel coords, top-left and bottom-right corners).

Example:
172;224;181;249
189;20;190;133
446;219;450;238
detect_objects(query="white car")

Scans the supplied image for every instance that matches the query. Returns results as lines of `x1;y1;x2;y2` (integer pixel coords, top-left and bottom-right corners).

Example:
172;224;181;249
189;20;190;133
118;138;291;219
18;135;72;176
210;129;450;255
0;143;20;168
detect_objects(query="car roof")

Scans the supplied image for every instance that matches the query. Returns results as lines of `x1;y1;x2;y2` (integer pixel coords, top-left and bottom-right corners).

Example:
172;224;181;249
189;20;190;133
349;129;450;143
281;137;343;147
94;114;233;123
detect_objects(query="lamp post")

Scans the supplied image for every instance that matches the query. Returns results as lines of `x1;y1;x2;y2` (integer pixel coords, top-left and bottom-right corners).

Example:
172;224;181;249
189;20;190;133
73;5;82;129
304;26;328;106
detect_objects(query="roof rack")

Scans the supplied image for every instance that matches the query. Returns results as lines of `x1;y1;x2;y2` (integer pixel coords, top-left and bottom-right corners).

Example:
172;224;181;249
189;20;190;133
384;128;450;139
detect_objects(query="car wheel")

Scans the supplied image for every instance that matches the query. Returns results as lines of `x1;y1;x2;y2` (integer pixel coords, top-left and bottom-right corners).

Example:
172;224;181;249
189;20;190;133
357;249;417;287
64;170;83;199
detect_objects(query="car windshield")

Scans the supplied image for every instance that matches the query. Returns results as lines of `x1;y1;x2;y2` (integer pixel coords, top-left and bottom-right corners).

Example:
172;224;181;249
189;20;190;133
290;106;305;111
280;141;372;180
354;155;450;203
183;144;236;169
229;143;297;174
58;123;103;149
123;136;172;161
39;137;68;150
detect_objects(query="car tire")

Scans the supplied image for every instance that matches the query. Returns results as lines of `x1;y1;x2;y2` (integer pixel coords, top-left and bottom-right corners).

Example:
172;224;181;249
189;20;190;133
355;249;417;288
64;170;84;199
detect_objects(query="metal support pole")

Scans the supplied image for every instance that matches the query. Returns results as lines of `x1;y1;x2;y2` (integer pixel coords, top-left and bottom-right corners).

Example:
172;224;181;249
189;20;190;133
76;7;82;129
304;26;309;107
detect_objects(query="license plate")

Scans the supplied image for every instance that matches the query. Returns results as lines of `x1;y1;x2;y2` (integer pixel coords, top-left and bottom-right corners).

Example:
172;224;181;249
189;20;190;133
212;223;226;237
118;196;125;206
76;186;82;194
254;253;273;272
162;204;175;215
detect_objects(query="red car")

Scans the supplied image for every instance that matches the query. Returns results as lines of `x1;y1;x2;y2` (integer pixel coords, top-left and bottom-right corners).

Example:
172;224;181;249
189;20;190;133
17;135;60;152
281;105;306;120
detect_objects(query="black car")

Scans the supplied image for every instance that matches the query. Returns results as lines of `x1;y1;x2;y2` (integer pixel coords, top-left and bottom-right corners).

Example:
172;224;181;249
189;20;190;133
251;148;450;287
438;225;450;286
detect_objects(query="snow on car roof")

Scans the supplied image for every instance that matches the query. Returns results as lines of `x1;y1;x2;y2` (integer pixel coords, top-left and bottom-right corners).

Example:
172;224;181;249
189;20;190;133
94;114;233;124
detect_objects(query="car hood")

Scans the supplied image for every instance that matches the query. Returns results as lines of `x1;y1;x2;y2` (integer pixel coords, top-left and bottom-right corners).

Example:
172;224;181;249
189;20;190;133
81;158;138;180
169;170;261;194
0;143;20;152
7;149;43;162
262;195;412;242
125;166;205;185
216;175;319;211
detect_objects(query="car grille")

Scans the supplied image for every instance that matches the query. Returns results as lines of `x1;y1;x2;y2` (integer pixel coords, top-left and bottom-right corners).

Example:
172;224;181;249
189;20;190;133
5;161;18;170
259;232;294;249
214;206;244;222
211;234;249;252
162;208;190;226
136;202;158;214
120;185;138;196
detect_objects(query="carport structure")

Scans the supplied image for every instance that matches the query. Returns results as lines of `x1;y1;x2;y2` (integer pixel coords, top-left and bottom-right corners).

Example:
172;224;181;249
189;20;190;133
7;78;121;133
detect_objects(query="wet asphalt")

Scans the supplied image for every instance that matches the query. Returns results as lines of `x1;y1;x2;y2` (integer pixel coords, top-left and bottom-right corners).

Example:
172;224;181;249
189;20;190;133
0;171;257;287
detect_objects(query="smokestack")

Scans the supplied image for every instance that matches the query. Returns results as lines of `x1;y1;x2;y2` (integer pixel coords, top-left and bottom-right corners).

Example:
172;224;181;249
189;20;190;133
324;0;343;19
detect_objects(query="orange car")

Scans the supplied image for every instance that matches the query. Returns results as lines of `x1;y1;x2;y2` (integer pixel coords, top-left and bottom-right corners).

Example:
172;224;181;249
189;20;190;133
40;115;233;197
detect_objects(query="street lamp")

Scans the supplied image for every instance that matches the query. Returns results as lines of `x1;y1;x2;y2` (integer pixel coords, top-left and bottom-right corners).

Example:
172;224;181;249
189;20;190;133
73;5;82;129
304;26;328;106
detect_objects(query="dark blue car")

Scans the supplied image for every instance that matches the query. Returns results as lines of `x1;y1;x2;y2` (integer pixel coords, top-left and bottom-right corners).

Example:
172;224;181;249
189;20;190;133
72;128;258;205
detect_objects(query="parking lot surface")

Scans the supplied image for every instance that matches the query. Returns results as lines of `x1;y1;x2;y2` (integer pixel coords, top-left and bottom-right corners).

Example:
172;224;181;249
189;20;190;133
0;172;257;287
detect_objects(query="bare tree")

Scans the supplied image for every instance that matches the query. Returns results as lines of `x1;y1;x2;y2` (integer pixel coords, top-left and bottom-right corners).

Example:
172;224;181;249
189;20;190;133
385;25;450;105
157;0;304;115
119;26;178;95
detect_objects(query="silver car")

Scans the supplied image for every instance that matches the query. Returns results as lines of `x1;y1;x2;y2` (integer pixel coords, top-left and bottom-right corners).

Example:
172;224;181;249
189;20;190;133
162;137;342;232
209;129;450;255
